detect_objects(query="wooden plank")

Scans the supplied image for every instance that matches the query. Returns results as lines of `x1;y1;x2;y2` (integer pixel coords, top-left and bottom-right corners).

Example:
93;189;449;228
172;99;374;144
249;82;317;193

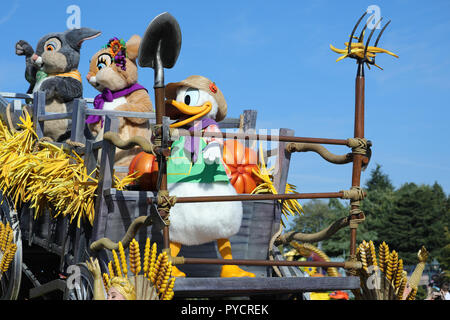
0;95;10;125
38;113;72;121
33;91;46;139
85;108;156;119
70;99;86;144
104;189;156;199
29;279;67;299
242;110;257;131
173;276;360;297
0;92;33;100
84;139;98;176
218;117;241;129
12;99;22;128
0;94;9;108
91;116;119;241
272;128;295;194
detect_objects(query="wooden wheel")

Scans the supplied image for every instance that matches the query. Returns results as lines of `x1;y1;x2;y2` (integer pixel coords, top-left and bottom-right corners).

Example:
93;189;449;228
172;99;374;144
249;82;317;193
64;263;94;300
0;191;22;300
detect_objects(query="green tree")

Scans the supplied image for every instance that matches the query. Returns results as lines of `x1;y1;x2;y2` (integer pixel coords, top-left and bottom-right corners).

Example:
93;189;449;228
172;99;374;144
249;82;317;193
376;182;449;265
287;164;450;265
360;164;396;246
440;227;450;272
290;199;332;234
364;164;394;192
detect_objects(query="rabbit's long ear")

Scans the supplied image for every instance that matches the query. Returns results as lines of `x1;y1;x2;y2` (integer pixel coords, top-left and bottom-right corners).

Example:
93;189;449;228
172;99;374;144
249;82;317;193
66;28;101;50
126;35;141;61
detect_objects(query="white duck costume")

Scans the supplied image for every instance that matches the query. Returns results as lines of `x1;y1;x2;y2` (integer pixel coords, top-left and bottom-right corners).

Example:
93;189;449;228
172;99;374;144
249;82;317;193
164;75;255;278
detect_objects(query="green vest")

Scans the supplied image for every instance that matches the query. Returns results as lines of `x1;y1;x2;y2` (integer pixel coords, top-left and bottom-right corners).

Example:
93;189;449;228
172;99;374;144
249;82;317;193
167;136;229;184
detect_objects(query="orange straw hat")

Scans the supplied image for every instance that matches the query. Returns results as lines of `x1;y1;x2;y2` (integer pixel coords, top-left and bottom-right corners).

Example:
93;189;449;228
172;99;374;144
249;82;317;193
165;75;227;122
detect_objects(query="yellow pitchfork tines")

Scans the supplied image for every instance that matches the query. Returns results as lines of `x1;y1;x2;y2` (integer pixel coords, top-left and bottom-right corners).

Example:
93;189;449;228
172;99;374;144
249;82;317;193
330;11;398;70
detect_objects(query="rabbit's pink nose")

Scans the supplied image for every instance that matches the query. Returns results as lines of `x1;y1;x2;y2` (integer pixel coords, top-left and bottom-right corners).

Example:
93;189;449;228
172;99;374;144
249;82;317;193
86;74;92;81
32;54;39;61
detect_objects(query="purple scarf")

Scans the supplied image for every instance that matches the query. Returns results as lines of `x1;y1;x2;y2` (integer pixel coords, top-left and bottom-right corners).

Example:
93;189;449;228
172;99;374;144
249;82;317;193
85;83;147;125
184;118;218;163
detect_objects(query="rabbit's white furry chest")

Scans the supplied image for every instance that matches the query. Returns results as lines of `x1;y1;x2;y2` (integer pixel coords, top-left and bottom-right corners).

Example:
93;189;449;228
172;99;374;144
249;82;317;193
167;182;243;246
103;96;127;111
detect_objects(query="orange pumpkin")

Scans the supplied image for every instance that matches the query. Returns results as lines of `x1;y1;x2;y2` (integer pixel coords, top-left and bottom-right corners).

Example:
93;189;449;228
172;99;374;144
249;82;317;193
128;152;159;190
223;140;260;194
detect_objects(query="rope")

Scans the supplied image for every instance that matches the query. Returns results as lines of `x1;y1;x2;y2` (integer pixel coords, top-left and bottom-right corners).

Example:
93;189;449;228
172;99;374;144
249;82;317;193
347;137;369;155
268;223;283;277
156;190;177;224
349;213;365;229
5;103;17;134
151;124;163;149
340;186;366;201
65;139;85;148
33;136;54;152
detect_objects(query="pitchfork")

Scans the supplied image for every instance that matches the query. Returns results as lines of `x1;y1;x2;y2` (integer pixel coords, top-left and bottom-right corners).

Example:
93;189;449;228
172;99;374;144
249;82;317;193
344;12;392;260
348;11;392;76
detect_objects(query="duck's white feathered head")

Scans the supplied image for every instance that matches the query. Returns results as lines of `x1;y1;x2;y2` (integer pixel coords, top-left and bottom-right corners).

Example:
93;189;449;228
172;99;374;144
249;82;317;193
165;75;227;128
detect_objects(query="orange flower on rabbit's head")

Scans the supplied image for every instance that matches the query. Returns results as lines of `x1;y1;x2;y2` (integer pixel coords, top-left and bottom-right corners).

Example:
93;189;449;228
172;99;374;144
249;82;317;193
108;38;123;55
103;37;127;71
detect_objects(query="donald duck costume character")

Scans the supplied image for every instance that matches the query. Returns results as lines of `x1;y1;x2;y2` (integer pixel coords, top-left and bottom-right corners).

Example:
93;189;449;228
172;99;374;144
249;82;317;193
164;75;255;278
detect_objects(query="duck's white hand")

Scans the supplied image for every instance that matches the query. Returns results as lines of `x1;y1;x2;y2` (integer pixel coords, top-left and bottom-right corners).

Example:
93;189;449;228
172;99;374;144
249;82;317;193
203;141;222;164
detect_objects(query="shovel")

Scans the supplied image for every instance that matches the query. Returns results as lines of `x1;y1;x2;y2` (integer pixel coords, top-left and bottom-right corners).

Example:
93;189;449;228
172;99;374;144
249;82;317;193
139;12;181;122
138;12;182;249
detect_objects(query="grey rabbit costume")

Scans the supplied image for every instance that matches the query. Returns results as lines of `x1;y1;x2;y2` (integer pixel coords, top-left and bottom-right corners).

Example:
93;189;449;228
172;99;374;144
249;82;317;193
15;28;101;141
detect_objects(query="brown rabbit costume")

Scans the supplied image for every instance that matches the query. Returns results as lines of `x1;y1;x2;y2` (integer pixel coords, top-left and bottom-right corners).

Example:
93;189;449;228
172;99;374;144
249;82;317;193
86;35;153;175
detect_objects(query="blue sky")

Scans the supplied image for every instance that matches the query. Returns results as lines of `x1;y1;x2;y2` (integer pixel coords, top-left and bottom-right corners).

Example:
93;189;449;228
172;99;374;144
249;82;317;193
1;0;449;200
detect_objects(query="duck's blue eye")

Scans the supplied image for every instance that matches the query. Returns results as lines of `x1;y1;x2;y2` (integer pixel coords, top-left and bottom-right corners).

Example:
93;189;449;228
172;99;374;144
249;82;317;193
184;88;199;106
97;62;106;70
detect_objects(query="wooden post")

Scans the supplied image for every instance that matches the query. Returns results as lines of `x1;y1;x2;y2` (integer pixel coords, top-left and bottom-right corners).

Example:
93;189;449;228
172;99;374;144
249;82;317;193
349;63;365;258
70;99;87;144
153;85;171;249
242;110;257;132
33;91;46;139
91;115;119;240
273;128;295;194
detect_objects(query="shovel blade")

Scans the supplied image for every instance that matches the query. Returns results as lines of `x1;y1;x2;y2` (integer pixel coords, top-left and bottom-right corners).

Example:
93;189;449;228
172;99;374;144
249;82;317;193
138;12;182;70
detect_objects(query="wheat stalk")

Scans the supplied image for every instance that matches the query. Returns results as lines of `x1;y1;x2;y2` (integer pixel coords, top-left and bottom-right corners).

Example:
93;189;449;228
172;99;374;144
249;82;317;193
143;237;150;277
118;241;128;278
162;277;175;300
108;260;115;278
102;273;110;291
129;239;141;276
406;287;417;300
394;259;403;290
397;275;407;300
112;249;123;278
378;242;389;273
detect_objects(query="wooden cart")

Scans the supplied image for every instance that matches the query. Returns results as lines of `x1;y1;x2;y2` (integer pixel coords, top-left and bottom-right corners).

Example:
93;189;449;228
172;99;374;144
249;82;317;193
0;11;389;301
0;91;360;300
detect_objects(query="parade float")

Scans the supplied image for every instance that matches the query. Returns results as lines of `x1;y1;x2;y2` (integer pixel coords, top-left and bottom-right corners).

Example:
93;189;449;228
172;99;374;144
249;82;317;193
0;11;418;300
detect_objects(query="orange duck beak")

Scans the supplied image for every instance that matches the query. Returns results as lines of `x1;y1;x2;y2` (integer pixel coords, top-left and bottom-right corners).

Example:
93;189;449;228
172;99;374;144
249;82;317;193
166;99;212;128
